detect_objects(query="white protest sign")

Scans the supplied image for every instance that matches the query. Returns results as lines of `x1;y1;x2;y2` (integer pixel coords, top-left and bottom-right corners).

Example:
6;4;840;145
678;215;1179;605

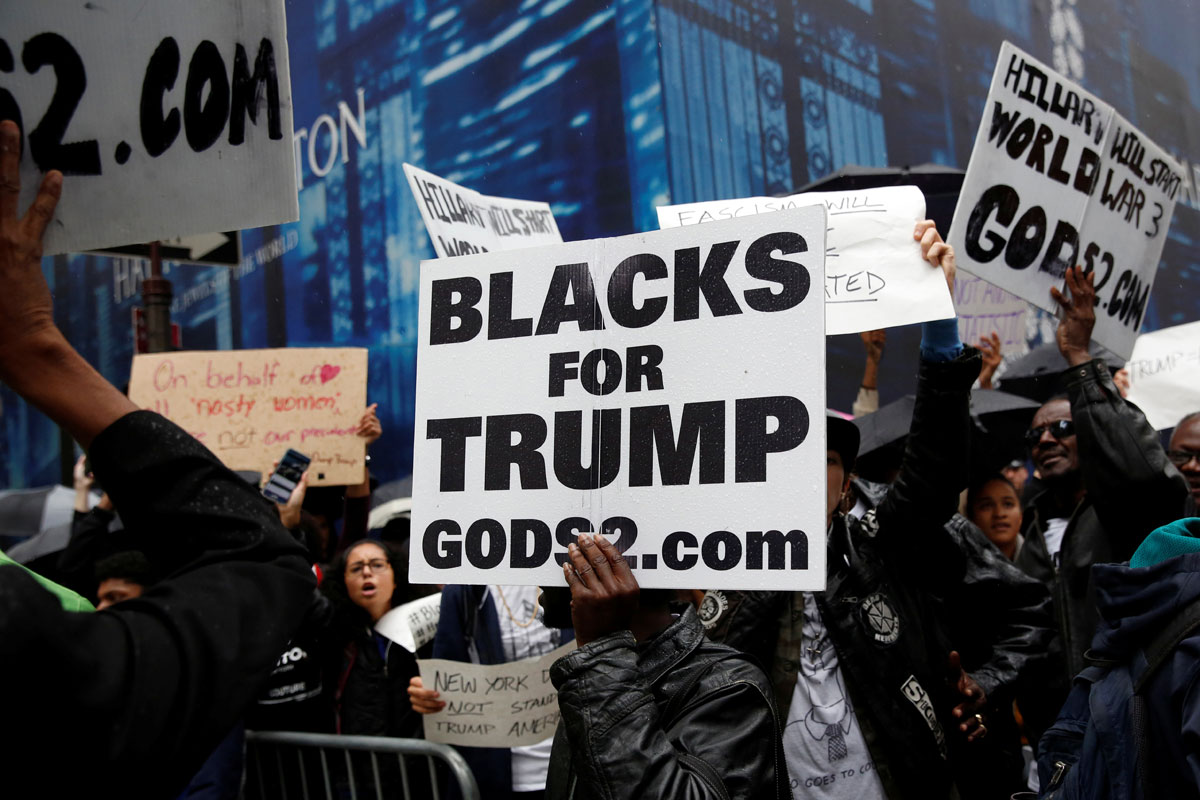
1;0;298;255
656;186;954;335
953;274;1029;354
1124;320;1200;430
948;41;1185;361
376;593;442;653
411;206;828;591
404;163;561;258
419;642;575;748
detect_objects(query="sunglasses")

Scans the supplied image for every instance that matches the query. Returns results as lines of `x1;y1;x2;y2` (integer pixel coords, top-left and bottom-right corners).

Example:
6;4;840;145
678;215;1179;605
1168;450;1200;468
1024;419;1075;447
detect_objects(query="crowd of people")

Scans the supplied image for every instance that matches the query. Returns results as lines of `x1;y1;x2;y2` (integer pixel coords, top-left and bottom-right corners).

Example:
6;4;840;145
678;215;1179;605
2;117;1199;800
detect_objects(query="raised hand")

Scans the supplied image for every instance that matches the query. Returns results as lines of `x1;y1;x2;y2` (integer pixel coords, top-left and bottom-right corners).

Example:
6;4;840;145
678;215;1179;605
914;219;956;295
1050;265;1096;367
977;332;1002;389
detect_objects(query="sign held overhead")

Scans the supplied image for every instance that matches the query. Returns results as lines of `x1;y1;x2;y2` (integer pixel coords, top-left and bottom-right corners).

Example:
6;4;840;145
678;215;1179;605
404;163;562;258
948;41;1185;361
657;186;955;335
0;0;298;255
411;205;829;591
1124;320;1200;431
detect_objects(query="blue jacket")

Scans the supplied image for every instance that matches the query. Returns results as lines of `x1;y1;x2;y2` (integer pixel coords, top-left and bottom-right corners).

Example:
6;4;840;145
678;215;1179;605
434;585;573;799
1037;552;1200;798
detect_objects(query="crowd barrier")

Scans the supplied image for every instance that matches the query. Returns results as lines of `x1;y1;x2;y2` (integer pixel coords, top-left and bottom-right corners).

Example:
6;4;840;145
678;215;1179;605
242;730;480;800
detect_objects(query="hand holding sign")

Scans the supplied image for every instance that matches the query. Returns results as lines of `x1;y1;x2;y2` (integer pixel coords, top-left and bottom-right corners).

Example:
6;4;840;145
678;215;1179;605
408;676;446;714
564;533;640;646
1050;265;1097;368
916;219;956;295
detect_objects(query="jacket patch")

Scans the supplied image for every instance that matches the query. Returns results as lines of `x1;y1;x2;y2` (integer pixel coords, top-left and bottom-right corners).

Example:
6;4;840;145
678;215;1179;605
860;593;900;645
901;675;947;759
698;591;727;630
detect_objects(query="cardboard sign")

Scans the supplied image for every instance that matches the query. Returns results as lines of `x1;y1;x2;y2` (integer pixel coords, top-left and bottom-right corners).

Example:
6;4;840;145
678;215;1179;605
411;206;828;591
656;186;954;335
1;1;298;255
404;163;562;257
376;593;442;653
128;348;368;485
953;274;1029;354
419;642;575;748
948;41;1185;360
1124;321;1200;431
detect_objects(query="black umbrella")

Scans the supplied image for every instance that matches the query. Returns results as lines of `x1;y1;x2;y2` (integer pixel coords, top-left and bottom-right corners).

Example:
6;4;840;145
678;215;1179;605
792;164;965;234
997;342;1124;402
0;485;77;551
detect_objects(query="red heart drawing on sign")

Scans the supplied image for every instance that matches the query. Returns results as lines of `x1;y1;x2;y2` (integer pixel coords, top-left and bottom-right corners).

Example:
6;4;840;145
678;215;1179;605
320;365;341;384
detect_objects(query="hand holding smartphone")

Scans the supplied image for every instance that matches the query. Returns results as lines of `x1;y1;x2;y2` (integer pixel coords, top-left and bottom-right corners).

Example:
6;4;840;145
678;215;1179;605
262;449;311;505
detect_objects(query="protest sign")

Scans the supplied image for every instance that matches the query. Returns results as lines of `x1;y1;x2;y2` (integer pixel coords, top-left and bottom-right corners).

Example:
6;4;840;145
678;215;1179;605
948;41;1186;361
376;592;442;653
128;348;368;485
656;186;954;335
1124;320;1200;430
404;163;562;257
1;1;298;255
419;642;575;748
953;274;1029;354
411;206;828;591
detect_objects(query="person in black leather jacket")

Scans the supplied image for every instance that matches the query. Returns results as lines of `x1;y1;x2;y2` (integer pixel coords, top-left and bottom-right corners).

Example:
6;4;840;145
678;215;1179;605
703;222;986;800
1014;267;1189;689
0;121;316;798
539;533;790;800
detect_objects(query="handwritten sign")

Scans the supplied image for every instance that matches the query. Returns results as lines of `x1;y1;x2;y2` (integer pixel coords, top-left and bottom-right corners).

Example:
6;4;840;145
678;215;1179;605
404;163;561;258
376;593;442;653
656;186;954;335
954;274;1029;354
1;1;298;255
948;41;1185;361
1124;320;1200;431
419;642;575;748
128;348;368;485
410;206;828;591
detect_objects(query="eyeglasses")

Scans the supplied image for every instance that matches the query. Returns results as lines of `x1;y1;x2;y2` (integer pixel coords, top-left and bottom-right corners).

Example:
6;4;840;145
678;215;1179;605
1024;419;1075;447
1168;450;1200;468
347;558;390;575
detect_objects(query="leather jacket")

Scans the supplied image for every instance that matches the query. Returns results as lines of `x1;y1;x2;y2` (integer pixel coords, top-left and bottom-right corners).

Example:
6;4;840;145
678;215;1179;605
705;348;983;800
1015;359;1189;682
545;605;790;800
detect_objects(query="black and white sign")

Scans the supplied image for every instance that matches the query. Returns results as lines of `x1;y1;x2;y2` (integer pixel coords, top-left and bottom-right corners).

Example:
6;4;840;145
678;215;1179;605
949;41;1185;360
404;163;561;258
410;206;829;590
1;1;298;255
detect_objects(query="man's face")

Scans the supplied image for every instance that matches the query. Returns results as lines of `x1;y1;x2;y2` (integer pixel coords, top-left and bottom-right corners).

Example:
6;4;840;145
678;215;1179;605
827;450;848;527
1169;417;1200;504
1029;399;1079;482
96;578;144;611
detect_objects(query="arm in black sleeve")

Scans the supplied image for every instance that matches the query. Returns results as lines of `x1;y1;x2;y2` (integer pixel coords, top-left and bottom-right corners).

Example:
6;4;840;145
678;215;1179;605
1067;359;1190;555
0;411;315;798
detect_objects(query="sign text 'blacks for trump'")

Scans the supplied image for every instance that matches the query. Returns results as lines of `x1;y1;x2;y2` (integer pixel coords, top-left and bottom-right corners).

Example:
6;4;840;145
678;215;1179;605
1;0;298;255
949;41;1185;360
410;206;828;591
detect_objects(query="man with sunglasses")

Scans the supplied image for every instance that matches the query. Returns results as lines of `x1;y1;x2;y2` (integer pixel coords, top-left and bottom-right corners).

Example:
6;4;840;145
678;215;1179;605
1013;266;1189;712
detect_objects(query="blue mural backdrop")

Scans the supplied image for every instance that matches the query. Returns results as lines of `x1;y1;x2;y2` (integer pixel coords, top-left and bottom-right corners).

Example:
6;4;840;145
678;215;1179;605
4;0;1199;488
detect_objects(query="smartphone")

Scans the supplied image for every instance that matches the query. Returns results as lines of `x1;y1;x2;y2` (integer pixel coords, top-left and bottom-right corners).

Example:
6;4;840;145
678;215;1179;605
262;449;311;504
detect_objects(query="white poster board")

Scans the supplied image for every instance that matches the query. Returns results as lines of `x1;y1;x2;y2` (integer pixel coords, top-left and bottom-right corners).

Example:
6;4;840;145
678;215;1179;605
656;186;954;335
1;0;298;255
953;274;1029;354
376;593;442;653
404;163;562;257
948;41;1185;361
419;642;575;748
1124;320;1200;431
411;206;828;591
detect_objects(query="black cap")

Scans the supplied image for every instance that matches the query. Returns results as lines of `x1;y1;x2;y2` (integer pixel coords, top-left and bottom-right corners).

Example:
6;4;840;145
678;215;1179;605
826;412;860;473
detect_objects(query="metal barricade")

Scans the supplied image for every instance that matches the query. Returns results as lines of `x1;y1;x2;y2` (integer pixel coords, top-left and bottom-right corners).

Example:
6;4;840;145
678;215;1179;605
242;730;480;800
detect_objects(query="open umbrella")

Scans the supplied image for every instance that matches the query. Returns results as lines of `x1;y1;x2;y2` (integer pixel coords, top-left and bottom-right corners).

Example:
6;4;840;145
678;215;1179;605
997;342;1124;402
793;164;965;234
0;485;77;551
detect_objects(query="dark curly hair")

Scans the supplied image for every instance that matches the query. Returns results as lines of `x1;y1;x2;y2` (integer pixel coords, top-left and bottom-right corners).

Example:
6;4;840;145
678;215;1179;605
322;539;414;626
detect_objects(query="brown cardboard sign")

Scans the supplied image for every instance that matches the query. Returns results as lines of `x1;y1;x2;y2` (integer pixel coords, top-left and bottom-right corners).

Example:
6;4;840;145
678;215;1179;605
129;348;369;485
